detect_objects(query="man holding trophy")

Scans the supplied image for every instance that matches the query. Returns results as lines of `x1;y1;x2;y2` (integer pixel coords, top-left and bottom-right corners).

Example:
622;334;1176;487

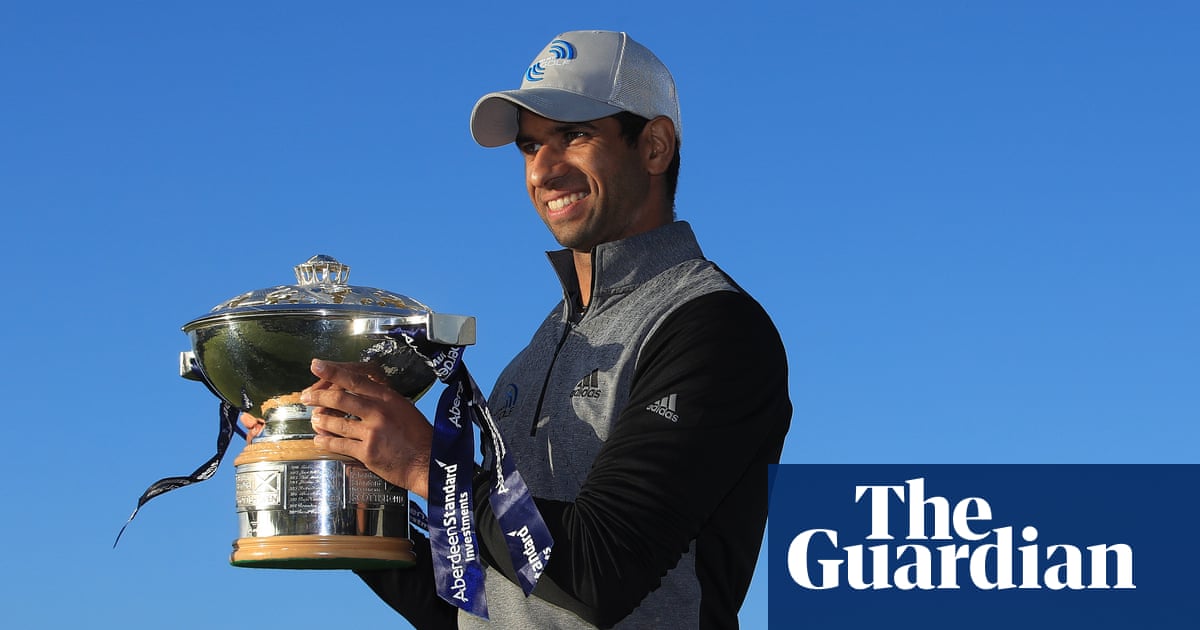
243;30;791;629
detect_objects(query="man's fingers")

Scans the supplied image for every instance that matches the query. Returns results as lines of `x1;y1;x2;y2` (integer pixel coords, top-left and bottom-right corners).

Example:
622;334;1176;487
309;359;394;400
304;388;375;425
239;412;265;441
239;412;264;429
309;410;363;439
313;433;362;460
308;379;336;392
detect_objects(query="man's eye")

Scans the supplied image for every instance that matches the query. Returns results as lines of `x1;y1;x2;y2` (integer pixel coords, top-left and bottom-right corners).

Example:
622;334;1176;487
565;131;587;143
519;142;542;156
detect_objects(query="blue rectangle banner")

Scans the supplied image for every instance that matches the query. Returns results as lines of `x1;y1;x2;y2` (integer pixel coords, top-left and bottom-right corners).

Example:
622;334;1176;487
768;465;1200;628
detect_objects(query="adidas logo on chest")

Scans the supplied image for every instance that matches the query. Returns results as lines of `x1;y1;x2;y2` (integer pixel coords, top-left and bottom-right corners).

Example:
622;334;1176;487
571;369;603;399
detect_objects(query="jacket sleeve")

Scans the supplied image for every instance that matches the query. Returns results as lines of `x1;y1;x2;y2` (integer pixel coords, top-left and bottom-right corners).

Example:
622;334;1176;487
354;530;458;630
471;289;792;627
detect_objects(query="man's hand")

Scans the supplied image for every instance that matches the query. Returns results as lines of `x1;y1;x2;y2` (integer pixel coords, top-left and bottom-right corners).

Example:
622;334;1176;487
240;412;265;442
300;359;434;500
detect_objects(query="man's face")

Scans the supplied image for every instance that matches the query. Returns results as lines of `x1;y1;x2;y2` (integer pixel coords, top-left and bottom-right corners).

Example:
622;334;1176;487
515;111;662;252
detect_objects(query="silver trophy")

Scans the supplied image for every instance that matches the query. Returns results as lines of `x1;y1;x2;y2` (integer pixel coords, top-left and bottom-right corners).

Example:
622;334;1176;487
180;255;474;569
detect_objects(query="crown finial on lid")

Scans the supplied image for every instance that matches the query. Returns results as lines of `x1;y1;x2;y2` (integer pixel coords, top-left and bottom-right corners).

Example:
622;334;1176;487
294;254;350;286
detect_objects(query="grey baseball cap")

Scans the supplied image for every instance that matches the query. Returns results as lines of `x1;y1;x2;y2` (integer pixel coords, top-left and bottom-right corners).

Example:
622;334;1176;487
470;30;681;147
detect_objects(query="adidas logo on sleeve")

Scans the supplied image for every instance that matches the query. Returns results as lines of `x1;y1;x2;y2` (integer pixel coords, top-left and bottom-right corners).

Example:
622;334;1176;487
646;394;680;422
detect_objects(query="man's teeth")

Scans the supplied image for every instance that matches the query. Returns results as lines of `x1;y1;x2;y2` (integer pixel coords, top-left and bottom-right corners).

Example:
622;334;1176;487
548;192;587;211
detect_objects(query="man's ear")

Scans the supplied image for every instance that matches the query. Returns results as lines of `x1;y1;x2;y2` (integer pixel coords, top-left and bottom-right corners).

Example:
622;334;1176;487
642;116;677;176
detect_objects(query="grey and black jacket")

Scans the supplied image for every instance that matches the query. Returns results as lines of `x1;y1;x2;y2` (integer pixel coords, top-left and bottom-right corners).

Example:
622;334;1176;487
359;222;791;629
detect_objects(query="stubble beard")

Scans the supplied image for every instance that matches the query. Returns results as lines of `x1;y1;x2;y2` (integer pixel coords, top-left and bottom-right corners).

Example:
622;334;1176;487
543;202;603;252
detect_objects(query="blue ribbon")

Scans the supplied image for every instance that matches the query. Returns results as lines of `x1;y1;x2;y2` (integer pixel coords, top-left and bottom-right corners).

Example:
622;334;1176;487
394;327;553;618
115;400;241;547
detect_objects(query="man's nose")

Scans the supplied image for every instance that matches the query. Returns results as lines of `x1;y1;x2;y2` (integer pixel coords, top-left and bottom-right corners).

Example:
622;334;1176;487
527;145;566;188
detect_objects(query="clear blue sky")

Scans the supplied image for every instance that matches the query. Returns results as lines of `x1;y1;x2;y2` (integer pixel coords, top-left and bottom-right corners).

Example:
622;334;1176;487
2;2;1196;628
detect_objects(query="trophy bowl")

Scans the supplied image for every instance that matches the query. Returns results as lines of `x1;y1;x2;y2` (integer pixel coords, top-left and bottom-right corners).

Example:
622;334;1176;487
180;254;474;570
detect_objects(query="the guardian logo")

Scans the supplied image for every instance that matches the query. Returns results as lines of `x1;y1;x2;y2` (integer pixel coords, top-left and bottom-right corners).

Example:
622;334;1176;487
788;477;1135;592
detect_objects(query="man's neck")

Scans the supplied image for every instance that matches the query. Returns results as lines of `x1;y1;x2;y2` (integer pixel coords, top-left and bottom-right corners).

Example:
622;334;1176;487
572;249;593;308
569;213;674;308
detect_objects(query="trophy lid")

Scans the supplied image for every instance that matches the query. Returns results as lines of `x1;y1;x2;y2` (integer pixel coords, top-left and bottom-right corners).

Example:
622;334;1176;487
185;254;430;327
179;254;474;416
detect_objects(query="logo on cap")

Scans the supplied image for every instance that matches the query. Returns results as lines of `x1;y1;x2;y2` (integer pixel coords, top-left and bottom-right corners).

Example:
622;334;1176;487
525;39;577;82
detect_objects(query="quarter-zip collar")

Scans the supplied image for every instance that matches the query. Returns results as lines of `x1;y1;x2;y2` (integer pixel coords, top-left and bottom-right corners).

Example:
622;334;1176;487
545;221;705;323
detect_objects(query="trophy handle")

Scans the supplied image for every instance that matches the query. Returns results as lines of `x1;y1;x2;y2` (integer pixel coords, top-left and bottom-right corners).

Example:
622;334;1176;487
180;351;203;381
426;313;477;346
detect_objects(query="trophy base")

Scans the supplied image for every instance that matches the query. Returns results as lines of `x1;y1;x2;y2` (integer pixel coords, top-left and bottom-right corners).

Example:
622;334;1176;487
231;534;416;570
232;423;415;571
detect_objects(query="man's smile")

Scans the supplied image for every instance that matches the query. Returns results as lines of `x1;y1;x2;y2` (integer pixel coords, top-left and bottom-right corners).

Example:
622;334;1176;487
547;191;589;212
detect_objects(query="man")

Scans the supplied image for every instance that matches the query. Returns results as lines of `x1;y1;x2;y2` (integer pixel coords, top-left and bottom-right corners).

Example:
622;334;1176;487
249;30;791;628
